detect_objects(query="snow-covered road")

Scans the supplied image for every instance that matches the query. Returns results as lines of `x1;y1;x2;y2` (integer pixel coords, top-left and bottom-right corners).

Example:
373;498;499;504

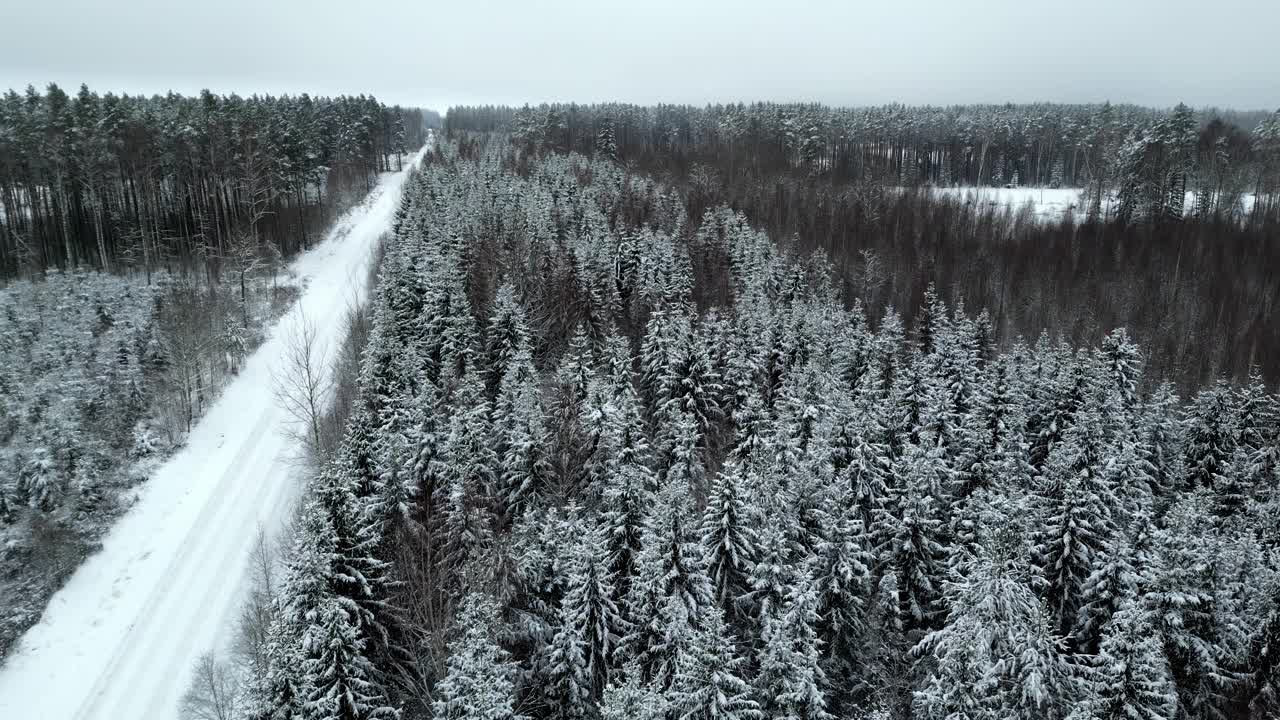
0;145;426;720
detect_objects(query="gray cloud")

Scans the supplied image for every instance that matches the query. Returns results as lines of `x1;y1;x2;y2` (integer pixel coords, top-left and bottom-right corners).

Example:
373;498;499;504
1;0;1276;110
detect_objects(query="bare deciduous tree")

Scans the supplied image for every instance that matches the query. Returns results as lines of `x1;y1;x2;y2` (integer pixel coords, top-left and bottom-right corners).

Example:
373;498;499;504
233;527;278;673
180;653;239;720
272;310;333;462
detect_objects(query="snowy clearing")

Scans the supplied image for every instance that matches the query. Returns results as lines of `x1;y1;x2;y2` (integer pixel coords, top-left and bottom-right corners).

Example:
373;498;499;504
0;145;427;720
920;186;1260;222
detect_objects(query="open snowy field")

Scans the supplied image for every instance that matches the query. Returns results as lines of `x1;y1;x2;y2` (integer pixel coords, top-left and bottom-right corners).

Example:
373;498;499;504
921;186;1260;222
0;145;427;720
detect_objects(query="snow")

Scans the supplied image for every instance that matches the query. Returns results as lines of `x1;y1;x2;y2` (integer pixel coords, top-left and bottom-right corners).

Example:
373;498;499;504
0;143;428;720
926;186;1086;221
921;186;1261;222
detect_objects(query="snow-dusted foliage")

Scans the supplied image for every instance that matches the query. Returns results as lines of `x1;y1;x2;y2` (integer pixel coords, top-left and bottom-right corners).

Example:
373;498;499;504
249;133;1280;720
0;267;297;657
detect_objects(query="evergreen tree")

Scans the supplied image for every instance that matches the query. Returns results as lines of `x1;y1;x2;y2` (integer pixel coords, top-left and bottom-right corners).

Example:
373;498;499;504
1087;598;1177;720
561;519;626;702
880;435;949;631
302;596;399;720
701;463;760;623
1035;399;1121;642
754;576;831;720
914;553;1076;720
600;667;667;720
433;595;527;720
494;343;549;518
1183;382;1238;491
810;505;872;706
669;606;761;720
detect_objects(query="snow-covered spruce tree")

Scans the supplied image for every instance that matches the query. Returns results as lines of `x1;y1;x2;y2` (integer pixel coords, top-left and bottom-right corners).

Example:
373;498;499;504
669;604;761;720
433;594;526;720
1100;328;1144;420
546;609;591;720
1139;382;1185;505
754;574;832;720
1145;494;1248;720
369;374;429;544
600;665;667;720
829;372;892;535
743;521;800;636
879;433;950;633
602;460;655;610
493;343;549;520
656;326;723;466
437;372;498;586
1183;381;1238;492
914;550;1078;720
559;519;625;703
701;462;760;625
1085;597;1177;720
583;331;651;493
618;477;714;684
303;594;400;720
664;408;709;503
1034;397;1121;643
249;504;335;720
810;503;872;710
1073;527;1142;655
1249;587;1280;718
549;326;598;501
486;283;534;399
310;464;400;655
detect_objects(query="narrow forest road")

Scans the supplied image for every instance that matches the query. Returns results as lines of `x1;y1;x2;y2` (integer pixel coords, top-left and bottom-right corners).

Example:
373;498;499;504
0;144;427;720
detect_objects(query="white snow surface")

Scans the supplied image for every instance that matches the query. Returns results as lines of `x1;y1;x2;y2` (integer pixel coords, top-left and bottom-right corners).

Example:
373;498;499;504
921;186;1259;222
0;145;427;720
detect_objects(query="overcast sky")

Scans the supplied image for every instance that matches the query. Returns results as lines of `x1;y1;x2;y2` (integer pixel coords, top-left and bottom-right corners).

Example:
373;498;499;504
2;0;1276;112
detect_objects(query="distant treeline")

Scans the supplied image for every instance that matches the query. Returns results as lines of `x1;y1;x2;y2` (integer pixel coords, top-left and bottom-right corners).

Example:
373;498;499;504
444;103;1280;391
446;101;1280;220
0;85;433;277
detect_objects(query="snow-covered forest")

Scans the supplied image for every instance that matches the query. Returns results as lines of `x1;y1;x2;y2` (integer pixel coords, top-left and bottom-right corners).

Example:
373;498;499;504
0;86;438;662
446;102;1280;217
445;103;1280;390
236;131;1280;720
0;263;300;655
0;85;437;276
